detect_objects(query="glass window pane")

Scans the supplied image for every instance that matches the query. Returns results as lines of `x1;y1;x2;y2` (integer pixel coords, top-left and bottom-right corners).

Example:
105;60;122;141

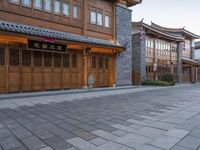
90;11;96;24
22;0;31;6
63;54;69;67
22;50;31;66
0;48;4;65
63;2;69;16
54;53;61;67
44;0;51;12
34;0;42;9
54;0;61;14
72;54;77;68
97;13;102;26
92;56;96;68
44;52;52;67
105;15;110;28
73;6;78;18
9;49;19;66
10;0;19;4
34;51;42;66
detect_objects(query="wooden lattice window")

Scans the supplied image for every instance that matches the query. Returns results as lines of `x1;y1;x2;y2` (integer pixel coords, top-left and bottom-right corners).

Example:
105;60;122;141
22;50;31;66
99;56;103;69
0;47;4;65
9;48;19;66
72;54;77;68
92;56;96;68
104;56;109;69
34;51;42;66
44;52;52;67
63;54;69;67
54;53;61;67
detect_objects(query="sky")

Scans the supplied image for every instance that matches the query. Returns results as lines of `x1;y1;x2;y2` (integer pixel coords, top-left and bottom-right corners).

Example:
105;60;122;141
131;0;200;40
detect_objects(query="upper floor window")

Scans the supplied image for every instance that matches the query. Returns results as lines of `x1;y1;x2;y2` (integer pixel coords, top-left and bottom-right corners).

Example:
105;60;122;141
90;11;96;24
10;0;19;4
73;5;78;18
44;0;51;12
97;13;103;26
54;0;61;14
22;0;31;7
63;0;70;16
34;0;42;9
105;15;110;28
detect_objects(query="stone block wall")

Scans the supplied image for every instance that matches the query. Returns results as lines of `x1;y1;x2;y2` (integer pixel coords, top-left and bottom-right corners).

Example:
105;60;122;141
132;33;146;84
178;42;183;83
115;4;132;86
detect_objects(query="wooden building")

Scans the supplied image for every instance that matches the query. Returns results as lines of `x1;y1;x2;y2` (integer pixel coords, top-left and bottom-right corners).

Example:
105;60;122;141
0;0;141;93
195;42;200;82
151;23;200;83
132;21;200;84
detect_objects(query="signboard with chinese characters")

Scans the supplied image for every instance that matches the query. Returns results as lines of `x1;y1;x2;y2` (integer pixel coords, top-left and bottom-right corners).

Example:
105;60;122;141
28;40;67;53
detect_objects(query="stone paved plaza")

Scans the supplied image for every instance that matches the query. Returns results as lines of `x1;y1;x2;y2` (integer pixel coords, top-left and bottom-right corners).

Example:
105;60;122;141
0;85;200;150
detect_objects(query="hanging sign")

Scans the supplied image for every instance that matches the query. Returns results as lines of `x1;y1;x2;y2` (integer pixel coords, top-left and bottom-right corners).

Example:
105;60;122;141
28;39;67;53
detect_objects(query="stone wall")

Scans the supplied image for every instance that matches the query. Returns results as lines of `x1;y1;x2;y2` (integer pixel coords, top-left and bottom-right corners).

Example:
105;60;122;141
115;4;132;86
132;33;146;84
178;42;183;83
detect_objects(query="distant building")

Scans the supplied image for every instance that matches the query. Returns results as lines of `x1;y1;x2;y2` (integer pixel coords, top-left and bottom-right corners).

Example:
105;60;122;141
195;42;200;60
132;21;200;84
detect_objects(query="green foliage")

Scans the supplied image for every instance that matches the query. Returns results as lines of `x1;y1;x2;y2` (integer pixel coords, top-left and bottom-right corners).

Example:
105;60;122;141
161;74;174;82
142;80;175;86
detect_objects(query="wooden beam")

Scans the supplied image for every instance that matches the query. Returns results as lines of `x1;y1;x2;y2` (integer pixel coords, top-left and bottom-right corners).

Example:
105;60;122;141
0;34;27;44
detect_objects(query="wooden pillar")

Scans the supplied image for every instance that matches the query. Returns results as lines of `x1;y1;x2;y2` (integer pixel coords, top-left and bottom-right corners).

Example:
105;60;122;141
5;45;9;93
110;54;116;87
82;46;88;88
153;39;156;81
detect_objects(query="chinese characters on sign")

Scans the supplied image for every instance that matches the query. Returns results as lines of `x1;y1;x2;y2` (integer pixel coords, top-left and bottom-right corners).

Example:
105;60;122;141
28;40;67;53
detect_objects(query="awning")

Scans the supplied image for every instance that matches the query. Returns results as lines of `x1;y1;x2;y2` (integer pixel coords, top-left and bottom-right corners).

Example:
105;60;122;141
182;58;200;66
0;20;124;50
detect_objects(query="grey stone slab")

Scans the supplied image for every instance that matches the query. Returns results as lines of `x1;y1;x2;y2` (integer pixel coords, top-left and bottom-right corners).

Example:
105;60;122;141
66;147;80;150
135;127;166;138
166;129;189;139
31;129;54;139
177;136;200;150
10;145;28;150
148;121;176;130
128;123;143;130
150;135;180;150
11;126;33;139
22;136;47;150
171;145;190;150
111;124;136;133
160;117;186;125
112;130;127;137
73;129;97;141
0;136;22;150
38;146;54;150
137;144;163;150
127;119;148;126
58;122;79;131
94;123;116;132
92;141;134;150
66;137;96;150
92;130;118;141
89;137;108;146
115;133;151;149
189;128;200;138
44;136;72;150
0;127;12;138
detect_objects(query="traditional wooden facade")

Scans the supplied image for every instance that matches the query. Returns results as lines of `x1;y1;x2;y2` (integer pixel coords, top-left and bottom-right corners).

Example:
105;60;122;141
0;0;142;93
132;21;200;84
195;42;200;82
151;23;200;83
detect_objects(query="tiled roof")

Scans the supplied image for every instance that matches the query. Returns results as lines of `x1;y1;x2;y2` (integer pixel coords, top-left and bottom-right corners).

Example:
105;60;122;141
0;20;123;48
